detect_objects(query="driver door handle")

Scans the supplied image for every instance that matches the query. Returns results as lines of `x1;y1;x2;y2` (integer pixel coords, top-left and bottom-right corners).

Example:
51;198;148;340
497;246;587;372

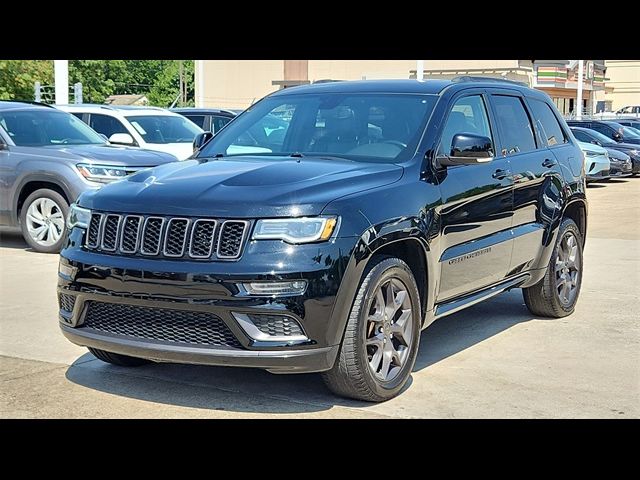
542;158;558;168
492;168;511;180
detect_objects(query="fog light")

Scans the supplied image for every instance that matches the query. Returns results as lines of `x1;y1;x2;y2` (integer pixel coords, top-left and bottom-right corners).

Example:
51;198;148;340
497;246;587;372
232;312;308;342
58;261;77;279
241;281;307;296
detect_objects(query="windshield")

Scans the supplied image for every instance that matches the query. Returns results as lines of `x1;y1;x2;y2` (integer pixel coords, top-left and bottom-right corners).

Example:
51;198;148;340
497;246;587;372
125;115;203;144
0;109;105;147
576;128;614;145
197;93;438;163
621;125;640;139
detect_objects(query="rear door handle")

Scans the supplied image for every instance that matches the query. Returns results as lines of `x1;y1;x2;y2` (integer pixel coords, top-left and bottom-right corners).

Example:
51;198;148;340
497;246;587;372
492;168;511;180
542;158;558;168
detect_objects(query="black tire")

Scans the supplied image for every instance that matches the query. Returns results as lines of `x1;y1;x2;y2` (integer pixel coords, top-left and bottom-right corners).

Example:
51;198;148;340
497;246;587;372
522;218;584;318
88;347;150;367
19;188;69;253
322;255;421;402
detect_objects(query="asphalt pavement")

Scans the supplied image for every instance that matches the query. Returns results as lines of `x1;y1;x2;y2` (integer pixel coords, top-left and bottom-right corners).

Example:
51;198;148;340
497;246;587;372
1;178;638;418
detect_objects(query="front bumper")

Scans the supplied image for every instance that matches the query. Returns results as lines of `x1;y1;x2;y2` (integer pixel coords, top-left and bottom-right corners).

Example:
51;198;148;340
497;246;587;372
609;161;633;177
60;323;338;373
58;229;357;373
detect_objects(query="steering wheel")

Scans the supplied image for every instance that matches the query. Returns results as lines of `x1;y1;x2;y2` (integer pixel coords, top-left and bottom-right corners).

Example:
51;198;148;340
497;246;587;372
381;140;407;149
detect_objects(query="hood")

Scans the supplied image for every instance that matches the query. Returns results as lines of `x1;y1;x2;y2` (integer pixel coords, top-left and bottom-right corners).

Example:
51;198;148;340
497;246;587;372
605;148;630;162
40;144;178;166
607;142;640;153
577;141;607;155
143;142;194;160
79;155;404;218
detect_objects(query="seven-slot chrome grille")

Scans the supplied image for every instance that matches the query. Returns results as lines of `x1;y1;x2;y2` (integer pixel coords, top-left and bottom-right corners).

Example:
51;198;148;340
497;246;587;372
85;212;249;260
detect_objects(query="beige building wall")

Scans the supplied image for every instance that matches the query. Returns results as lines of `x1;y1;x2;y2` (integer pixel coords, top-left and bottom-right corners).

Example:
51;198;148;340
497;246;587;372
198;60;283;109
601;60;640;110
197;60;530;110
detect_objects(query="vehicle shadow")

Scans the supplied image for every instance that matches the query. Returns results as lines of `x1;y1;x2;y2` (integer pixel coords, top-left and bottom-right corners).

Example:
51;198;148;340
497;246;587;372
587;184;607;188
0;228;31;251
65;290;536;414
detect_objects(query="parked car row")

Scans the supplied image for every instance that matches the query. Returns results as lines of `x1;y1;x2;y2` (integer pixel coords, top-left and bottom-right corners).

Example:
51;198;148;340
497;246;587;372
0;101;239;252
567;120;640;180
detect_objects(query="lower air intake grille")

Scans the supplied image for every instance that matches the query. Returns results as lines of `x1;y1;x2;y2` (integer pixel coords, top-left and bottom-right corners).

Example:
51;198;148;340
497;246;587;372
58;293;76;312
247;313;304;337
82;302;241;348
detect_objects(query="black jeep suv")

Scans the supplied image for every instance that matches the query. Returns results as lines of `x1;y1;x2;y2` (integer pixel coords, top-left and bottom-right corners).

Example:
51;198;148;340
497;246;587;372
58;79;587;401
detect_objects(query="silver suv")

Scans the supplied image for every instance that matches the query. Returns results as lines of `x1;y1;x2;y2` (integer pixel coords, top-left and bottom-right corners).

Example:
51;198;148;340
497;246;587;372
0;101;177;253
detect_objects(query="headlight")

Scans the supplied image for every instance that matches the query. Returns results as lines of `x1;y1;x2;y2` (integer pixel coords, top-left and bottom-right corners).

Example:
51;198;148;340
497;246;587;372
252;216;339;244
66;204;91;229
76;163;129;183
584;151;600;157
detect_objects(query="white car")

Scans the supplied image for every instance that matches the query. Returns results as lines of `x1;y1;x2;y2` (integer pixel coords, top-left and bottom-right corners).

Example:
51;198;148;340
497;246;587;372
56;105;203;160
577;140;610;182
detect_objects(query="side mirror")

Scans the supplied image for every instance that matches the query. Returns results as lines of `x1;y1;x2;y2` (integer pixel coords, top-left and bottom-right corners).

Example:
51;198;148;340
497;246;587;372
193;131;214;152
437;133;493;167
612;132;622;142
109;133;136;146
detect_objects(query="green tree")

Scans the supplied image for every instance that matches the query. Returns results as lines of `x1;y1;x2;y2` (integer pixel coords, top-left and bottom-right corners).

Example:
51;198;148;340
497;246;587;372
0;60;53;100
0;60;195;106
147;60;195;107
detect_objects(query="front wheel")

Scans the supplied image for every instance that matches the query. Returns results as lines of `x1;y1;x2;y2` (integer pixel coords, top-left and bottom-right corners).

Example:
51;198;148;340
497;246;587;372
522;218;584;317
19;188;69;253
322;256;421;402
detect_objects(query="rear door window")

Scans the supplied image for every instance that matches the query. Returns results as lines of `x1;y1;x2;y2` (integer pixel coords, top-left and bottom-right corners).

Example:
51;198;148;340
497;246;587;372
491;95;537;156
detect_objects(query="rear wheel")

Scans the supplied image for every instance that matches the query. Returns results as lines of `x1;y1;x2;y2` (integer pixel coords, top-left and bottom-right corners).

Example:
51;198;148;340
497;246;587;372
322;256;421;402
19;189;68;253
523;218;583;317
88;348;150;367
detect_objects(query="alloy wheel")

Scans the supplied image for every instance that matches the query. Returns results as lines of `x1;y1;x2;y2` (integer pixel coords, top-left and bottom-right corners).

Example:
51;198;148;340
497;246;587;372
365;278;414;382
555;231;581;306
25;198;65;247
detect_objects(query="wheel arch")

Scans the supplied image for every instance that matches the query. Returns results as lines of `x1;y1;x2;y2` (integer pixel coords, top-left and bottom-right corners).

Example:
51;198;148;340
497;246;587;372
14;175;74;225
561;198;587;245
327;225;437;347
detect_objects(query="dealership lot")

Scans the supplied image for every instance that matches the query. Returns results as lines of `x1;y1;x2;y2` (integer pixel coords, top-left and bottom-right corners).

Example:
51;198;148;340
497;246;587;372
1;179;638;418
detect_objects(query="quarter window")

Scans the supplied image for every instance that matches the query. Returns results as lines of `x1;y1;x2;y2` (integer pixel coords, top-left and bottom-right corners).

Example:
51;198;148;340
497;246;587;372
185;115;206;129
89;114;129;139
439;95;493;156
212;115;232;133
528;99;567;147
491;95;537;156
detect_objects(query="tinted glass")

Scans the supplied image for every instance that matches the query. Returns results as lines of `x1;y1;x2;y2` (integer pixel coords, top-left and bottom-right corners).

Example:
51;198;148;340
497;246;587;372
590;123;613;136
572;128;613;145
125;115;203;144
491;95;537;155
184;114;206;129
571;130;592;143
212;115;232;133
198;93;437;163
528;99;566;147
439;95;493;156
621;126;640;139
90;114;129;138
0;110;105;147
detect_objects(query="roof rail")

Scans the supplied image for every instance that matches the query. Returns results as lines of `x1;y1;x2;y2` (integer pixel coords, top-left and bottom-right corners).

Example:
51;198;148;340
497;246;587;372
0;100;55;108
452;76;528;87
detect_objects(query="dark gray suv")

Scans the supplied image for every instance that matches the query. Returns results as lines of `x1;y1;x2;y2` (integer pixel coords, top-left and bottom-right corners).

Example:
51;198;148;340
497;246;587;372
0;101;177;253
